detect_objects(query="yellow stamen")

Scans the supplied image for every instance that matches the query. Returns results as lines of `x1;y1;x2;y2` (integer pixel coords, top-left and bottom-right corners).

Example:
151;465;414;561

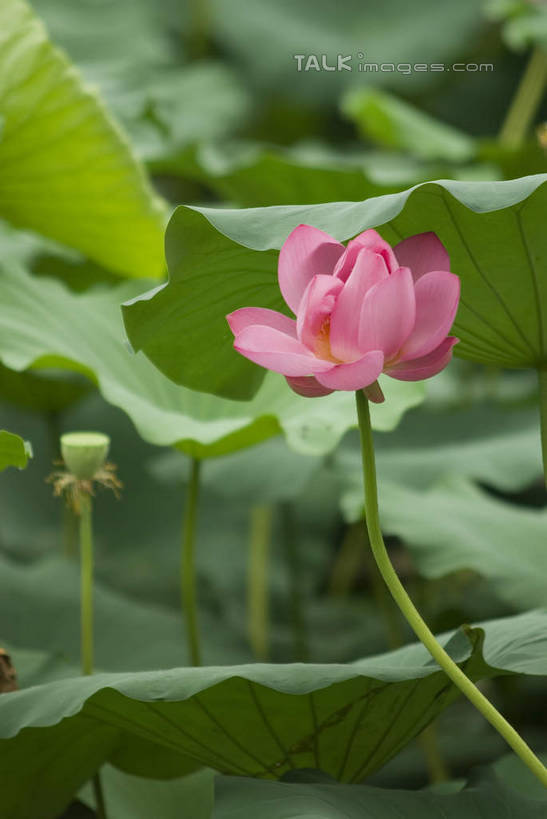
313;319;343;363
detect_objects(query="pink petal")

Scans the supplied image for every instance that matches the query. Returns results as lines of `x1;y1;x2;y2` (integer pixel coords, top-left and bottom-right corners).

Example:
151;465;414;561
285;376;334;397
386;337;459;381
330;248;389;361
399;271;460;360
358;267;416;360
316;350;384;391
234;325;334;377
296;274;344;351
394;232;450;282
227;307;297;337
334;229;398;282
278;225;344;314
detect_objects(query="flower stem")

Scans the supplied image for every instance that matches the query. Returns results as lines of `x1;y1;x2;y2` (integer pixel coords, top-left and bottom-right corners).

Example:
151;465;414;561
79;494;94;677
248;504;273;661
499;46;547;148
538;368;547;487
181;458;202;666
355;390;547;788
362;522;449;782
78;493;108;819
361;524;405;649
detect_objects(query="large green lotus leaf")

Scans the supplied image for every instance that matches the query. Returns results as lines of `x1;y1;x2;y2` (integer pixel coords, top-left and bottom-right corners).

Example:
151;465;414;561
341;474;547;610
1;610;547;819
0;264;423;457
123;175;547;401
212;768;546;819
0;429;31;471
341;88;476;162
0;0;165;277
1;648;199;786
79;767;215;819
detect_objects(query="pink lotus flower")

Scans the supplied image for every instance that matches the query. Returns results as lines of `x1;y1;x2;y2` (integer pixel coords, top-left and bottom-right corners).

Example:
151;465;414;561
227;226;460;401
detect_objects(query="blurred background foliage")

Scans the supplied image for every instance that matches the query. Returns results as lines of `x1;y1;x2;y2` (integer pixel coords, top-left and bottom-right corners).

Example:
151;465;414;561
0;0;546;809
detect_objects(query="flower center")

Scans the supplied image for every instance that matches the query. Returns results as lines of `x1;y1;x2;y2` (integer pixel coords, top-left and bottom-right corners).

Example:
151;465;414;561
313;318;343;363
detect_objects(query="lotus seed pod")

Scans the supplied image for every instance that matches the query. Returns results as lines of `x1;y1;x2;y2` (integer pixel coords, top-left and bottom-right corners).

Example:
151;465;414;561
61;432;110;480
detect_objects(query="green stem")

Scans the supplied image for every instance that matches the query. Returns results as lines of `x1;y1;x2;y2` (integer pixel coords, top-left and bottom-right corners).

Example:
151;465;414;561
355;390;547;788
79;494;94;676
280;503;308;662
181;458;202;666
499;46;547;148
78;494;108;819
362;523;449;782
538;369;547;487
361;524;405;649
248;504;273;661
64;504;79;559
